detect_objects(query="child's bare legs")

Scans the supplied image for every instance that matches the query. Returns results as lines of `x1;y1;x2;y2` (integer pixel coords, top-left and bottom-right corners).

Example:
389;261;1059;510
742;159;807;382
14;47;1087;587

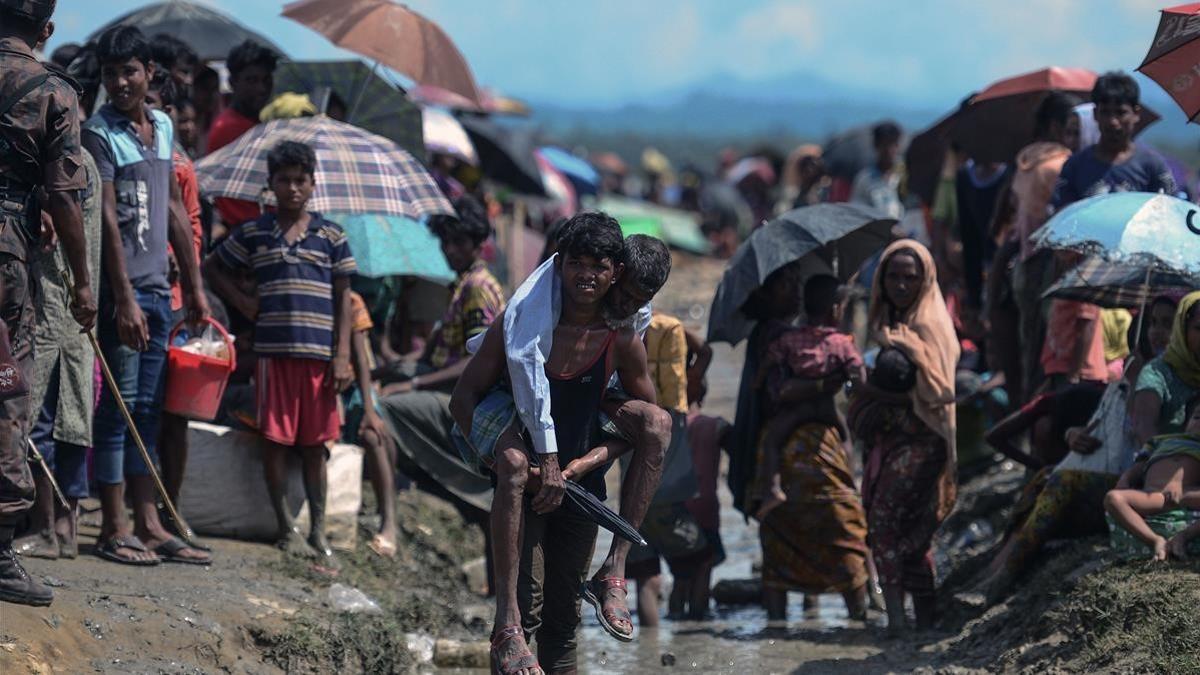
263;441;311;555
755;410;803;521
882;585;908;636
763;587;788;622
636;574;662;627
299;444;335;565
1104;489;1170;560
489;428;538;671
361;427;398;553
688;560;714;619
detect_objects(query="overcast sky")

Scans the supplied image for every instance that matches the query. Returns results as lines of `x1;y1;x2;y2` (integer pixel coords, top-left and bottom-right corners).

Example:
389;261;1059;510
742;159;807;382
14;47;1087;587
51;0;1172;107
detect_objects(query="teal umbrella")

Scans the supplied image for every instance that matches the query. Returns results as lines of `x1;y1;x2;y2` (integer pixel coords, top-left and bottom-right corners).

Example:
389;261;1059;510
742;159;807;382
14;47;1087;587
328;212;454;282
273;60;424;160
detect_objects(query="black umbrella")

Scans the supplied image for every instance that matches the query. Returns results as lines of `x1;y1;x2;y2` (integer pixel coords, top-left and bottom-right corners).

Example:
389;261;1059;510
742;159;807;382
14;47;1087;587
708;203;897;345
88;0;287;62
822;123;908;182
457;115;547;196
564;481;647;547
273;60;424;160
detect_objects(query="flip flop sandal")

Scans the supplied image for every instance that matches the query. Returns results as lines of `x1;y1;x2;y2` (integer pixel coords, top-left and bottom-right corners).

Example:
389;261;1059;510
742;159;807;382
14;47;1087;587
158;506;212;552
581;576;635;642
154;536;212;566
368;534;397;558
490;624;541;675
96;534;160;566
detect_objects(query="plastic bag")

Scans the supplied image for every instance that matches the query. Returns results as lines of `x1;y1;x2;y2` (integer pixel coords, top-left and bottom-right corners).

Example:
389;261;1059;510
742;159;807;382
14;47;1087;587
327;583;382;614
178;322;234;362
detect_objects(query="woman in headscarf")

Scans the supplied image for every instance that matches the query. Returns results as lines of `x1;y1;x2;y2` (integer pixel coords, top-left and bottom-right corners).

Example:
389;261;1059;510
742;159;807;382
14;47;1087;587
978;292;1180;603
728;261;870;622
1130;291;1200;450
851;240;959;634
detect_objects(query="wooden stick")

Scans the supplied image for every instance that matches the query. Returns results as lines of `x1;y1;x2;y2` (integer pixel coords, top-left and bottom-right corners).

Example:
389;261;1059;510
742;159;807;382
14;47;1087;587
26;438;68;510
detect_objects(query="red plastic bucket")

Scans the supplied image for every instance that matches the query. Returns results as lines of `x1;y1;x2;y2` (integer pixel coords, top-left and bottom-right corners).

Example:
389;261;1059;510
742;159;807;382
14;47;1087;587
163;318;237;421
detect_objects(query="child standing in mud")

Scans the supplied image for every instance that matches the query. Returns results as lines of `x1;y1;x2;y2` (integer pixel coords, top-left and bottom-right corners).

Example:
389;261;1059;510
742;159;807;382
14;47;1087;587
205;140;356;569
1105;398;1200;561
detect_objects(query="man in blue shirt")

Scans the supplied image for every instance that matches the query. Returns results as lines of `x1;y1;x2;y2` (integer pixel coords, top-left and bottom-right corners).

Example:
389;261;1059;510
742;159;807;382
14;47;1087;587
82;25;210;567
1051;71;1177;209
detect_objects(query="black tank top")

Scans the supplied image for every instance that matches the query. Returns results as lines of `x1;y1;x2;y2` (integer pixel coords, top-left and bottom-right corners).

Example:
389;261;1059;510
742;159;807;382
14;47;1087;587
547;330;615;498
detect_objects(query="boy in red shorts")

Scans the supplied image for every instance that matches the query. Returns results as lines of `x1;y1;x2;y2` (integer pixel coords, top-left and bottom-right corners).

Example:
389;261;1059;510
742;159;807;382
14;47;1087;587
205;141;355;566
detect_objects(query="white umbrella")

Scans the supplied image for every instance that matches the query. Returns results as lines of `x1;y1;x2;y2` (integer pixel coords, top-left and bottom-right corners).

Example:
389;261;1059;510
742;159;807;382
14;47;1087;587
422;107;477;166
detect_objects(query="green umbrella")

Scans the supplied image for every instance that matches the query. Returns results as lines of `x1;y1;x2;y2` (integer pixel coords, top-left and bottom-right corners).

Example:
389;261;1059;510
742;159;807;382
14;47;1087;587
327;212;454;282
593;195;709;254
273;60;424;160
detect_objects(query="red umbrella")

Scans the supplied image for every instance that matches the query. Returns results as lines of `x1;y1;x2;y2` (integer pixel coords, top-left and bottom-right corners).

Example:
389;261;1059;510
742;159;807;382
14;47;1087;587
1139;3;1200;121
949;67;1100;164
282;0;482;104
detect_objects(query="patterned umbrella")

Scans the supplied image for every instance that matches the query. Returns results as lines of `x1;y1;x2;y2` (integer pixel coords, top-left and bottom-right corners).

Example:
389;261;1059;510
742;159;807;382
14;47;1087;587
273;60;424;160
194;116;452;220
1139;3;1200;122
1044;255;1198;308
326;213;454;282
1031;192;1200;274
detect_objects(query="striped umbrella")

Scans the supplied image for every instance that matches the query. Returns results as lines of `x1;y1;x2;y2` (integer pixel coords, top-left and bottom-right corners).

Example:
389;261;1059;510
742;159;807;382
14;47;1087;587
1044;256;1198;308
272;60;424;160
195;116;452;220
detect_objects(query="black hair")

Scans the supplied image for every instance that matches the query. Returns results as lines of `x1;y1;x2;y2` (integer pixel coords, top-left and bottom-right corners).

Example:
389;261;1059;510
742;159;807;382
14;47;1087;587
883;247;924;278
149;33;197;73
95;25;152;68
49;43;81;68
1091;71;1140;108
623;234;671;296
226;39;278;79
148;69;177;108
174;96;195;113
267;140;316;179
803;274;841;318
871;347;917;393
556;211;624;265
429;196;491;247
872;121;902;147
1034;91;1083;137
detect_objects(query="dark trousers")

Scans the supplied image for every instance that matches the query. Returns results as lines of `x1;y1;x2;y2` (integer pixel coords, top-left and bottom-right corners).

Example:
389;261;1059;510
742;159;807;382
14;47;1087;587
0;253;35;526
517;504;598;673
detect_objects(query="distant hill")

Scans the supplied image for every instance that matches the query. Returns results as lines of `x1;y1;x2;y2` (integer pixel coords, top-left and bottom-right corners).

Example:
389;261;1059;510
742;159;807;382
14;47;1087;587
527;69;1199;158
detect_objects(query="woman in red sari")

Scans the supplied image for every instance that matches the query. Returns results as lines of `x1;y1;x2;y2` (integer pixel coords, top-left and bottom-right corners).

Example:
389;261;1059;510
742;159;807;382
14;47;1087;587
852;240;959;635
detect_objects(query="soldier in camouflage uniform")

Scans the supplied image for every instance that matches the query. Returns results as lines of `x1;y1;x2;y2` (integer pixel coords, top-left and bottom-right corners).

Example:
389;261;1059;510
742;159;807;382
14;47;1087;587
0;0;98;607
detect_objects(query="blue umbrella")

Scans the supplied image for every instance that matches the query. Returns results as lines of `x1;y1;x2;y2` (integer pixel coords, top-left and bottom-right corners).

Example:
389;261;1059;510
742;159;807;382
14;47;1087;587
327;212;454;282
538;146;599;195
1032;192;1200;274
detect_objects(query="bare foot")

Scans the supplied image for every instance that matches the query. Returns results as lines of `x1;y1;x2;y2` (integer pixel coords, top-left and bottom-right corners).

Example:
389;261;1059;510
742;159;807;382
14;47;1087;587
755;485;787;522
308;532;341;571
368;531;397;558
14;530;58;560
278;528;318;558
1151;535;1169;562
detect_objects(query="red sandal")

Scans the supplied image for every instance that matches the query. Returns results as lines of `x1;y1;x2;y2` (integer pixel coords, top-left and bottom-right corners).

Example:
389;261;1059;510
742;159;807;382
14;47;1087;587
581;576;635;642
491;624;541;675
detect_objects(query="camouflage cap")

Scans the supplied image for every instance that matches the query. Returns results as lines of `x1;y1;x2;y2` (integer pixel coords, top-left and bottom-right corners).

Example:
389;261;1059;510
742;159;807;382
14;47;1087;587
0;0;56;22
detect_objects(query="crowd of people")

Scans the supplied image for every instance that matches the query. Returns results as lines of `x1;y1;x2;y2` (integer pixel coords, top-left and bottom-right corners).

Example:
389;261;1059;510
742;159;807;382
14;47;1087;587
4;2;1200;674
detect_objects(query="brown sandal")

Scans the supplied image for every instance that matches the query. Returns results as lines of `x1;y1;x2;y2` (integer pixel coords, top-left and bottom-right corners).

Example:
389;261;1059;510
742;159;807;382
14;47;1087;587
582;576;635;642
490;624;540;675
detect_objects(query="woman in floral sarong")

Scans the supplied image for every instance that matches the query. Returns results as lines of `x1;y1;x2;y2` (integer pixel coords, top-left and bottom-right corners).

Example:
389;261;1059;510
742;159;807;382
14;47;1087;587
851;240;960;634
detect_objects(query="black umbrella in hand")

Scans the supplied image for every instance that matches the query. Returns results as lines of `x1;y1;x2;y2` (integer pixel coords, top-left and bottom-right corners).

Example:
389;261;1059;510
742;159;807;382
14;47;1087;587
563;481;647;547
